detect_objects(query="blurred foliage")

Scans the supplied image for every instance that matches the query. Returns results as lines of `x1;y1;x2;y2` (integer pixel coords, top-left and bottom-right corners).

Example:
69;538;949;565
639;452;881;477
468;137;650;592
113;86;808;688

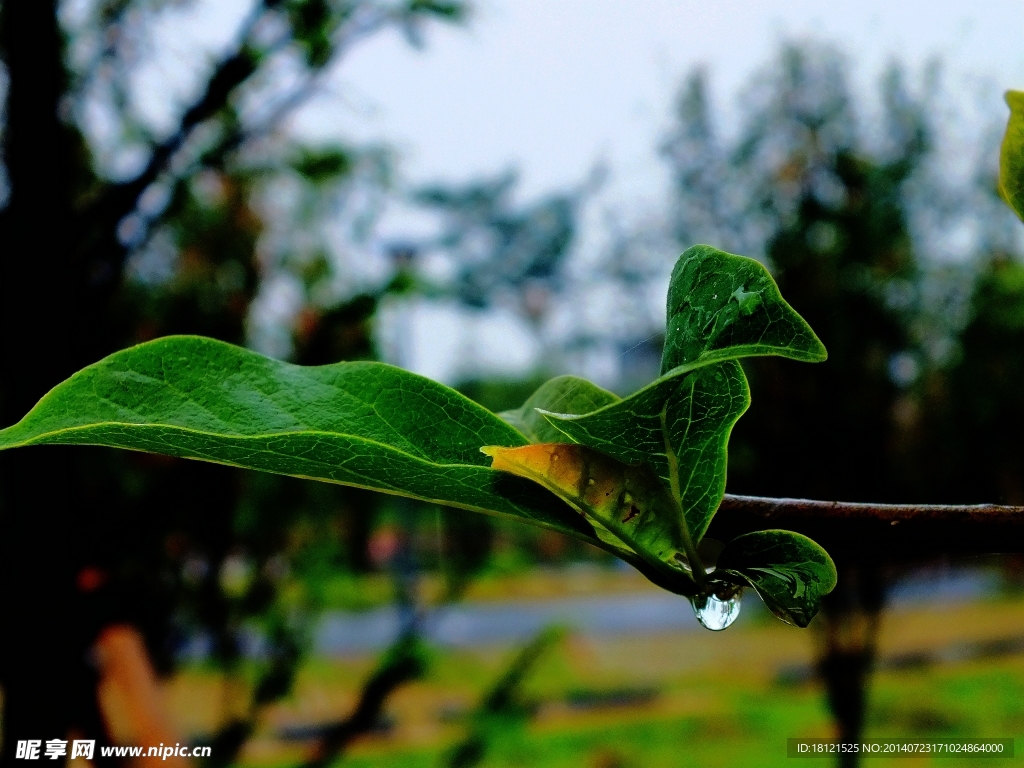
413;171;581;313
654;44;1024;505
906;257;1024;503
446;627;564;768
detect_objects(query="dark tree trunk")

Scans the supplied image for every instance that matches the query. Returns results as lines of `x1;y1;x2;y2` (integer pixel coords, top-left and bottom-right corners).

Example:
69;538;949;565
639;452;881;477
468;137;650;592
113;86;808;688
815;564;885;768
0;1;100;759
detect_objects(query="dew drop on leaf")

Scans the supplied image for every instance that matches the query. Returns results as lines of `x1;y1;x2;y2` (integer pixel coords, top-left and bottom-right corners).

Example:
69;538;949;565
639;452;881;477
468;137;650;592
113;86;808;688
691;593;741;630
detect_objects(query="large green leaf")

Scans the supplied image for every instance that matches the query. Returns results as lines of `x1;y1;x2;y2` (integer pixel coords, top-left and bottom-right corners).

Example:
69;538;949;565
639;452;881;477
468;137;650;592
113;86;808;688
713;530;838;628
661;244;826;375
1000;90;1024;222
0;335;598;542
499;376;619;443
543;361;749;541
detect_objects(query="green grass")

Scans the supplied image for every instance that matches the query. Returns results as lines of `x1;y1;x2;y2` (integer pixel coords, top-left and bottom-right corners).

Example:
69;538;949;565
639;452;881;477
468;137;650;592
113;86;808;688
328;663;1024;767
174;591;1024;768
328;656;1024;768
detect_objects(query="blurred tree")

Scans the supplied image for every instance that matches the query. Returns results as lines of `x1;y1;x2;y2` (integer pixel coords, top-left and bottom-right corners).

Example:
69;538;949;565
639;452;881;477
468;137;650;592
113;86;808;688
0;0;463;759
674;48;922;501
658;45;952;503
413;170;579;315
909;254;1024;504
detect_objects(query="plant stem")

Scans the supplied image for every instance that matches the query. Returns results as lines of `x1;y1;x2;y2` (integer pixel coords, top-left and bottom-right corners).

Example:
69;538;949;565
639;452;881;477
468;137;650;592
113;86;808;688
709;494;1024;556
719;495;1024;523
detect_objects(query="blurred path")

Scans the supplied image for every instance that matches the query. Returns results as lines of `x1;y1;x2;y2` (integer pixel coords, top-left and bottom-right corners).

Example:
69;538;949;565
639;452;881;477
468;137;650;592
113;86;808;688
312;568;1000;655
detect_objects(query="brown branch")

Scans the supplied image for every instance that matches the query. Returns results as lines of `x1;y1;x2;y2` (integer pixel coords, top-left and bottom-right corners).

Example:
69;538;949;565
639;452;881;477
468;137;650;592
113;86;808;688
707;494;1024;557
82;1;406;231
300;633;425;768
720;494;1024;525
74;2;405;286
70;2;270;299
81;35;262;226
447;628;563;768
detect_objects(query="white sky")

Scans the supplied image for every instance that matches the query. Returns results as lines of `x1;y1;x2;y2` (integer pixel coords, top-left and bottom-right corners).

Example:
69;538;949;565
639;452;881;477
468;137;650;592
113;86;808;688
134;0;1024;208
290;0;1024;208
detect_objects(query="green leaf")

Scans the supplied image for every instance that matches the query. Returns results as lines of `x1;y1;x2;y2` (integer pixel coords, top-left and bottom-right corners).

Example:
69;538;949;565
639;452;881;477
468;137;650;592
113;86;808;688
542;361;749;542
482;443;694;585
713;530;838;628
538;246;827;548
1000;90;1024;222
499;376;619;442
0;336;598;543
661;244;827;375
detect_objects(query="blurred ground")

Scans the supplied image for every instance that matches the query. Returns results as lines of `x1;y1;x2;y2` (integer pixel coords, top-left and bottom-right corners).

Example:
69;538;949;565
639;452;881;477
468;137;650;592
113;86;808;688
160;569;1024;767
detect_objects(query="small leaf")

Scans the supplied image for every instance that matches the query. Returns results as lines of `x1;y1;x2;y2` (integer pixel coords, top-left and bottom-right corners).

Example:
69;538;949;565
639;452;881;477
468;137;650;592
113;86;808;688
543;361;749;541
661;244;827;375
291;146;351;184
482;443;692;581
714;530;837;628
0;336;598;543
499;376;619;442
999;90;1024;222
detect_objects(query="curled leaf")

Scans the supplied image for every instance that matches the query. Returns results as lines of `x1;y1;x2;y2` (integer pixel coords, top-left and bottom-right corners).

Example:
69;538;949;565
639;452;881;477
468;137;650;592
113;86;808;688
714;530;837;628
482;443;692;577
661;244;827;375
543;361;749;541
500;376;619;443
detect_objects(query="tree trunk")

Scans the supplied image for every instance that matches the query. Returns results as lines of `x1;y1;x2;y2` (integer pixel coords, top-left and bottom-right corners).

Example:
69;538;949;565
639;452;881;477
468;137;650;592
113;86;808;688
0;1;96;760
815;564;885;768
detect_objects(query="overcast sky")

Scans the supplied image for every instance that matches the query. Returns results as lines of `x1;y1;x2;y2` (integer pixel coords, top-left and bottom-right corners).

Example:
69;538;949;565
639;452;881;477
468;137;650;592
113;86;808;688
140;0;1024;209
289;0;1024;208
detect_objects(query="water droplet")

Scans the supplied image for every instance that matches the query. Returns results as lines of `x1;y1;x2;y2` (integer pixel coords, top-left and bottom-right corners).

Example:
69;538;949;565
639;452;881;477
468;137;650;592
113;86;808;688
691;593;741;631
